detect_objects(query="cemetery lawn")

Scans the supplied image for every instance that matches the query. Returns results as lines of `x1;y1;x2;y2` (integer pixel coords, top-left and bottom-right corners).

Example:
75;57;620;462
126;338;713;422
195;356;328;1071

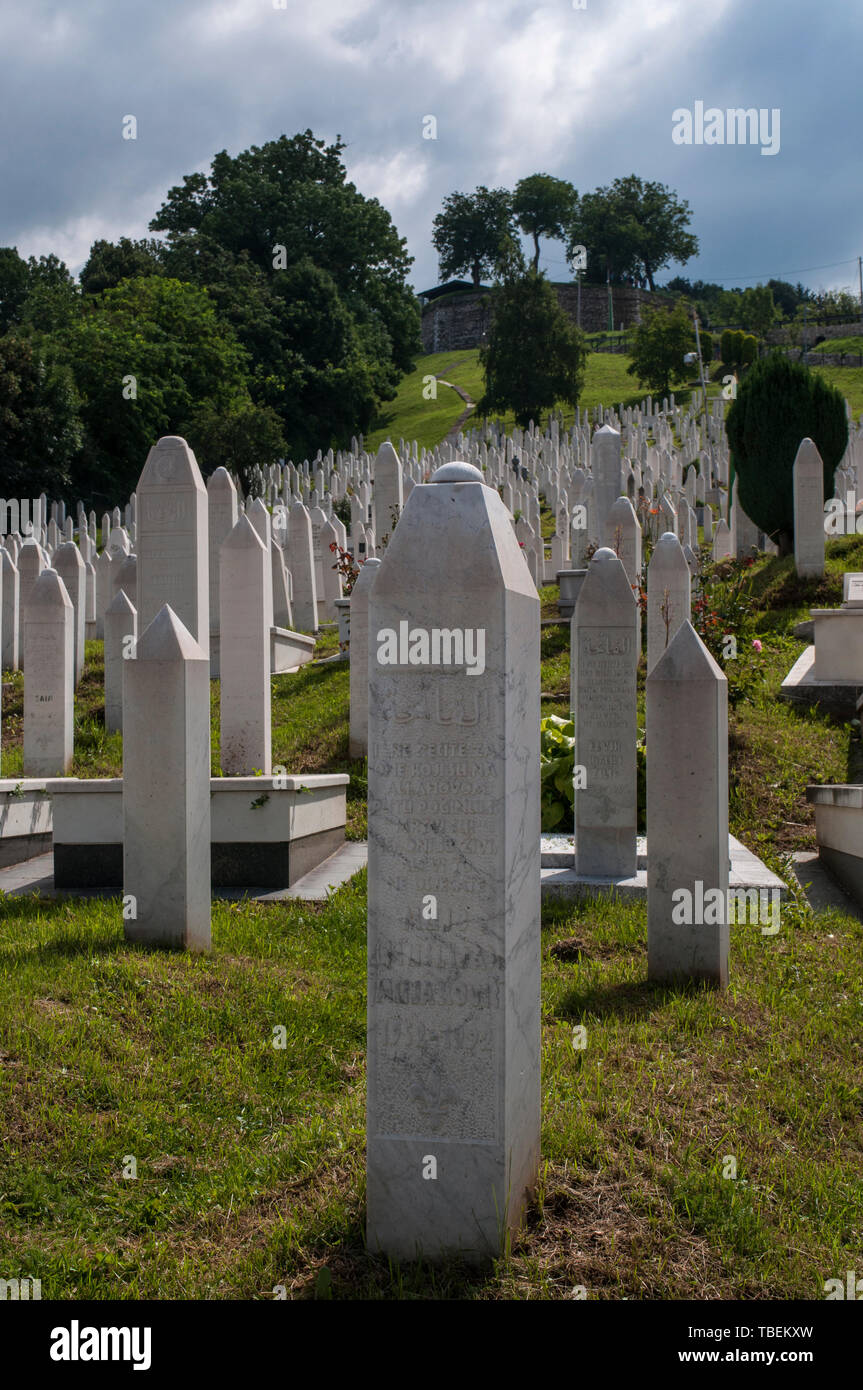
366;350;728;453
0;868;860;1299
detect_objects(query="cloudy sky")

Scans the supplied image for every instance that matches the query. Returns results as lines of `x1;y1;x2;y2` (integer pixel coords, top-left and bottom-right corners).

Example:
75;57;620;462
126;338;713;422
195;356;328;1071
1;0;859;298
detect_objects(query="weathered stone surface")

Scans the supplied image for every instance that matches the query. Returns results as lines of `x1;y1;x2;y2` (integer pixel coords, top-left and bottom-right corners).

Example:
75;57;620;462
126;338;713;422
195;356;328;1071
646;532;691;675
1;549;19;671
123;605;211;951
793;437;825;579
647;621;729;986
570;547;638;877
53;542;86;684
23;569;74;776
104;589;137;734
367;461;540;1262
136;436;209;646
219;515;272;776
348;557;381;758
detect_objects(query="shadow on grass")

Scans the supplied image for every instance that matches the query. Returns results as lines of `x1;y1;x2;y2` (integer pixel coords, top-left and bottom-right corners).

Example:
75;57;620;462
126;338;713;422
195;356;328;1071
554;974;720;1023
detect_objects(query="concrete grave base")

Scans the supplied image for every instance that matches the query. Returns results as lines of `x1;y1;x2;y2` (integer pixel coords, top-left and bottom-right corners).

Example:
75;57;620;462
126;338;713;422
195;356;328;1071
780;646;863;719
805;784;863;911
45;774;348;891
540;833;787;901
0;780;52;867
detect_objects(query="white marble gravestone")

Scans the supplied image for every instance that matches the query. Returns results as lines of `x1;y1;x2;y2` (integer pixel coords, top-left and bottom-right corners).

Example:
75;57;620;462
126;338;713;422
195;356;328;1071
104;589;137;734
367;460;540;1262
136;436;209;646
793;438;826;579
123;605;211;951
287;500;319;632
207;466;238;675
23;569;74;775
570;548;638;878
646;532;692;675
53;541;86;684
1;549;19;670
373;440;404;543
647;621;729;987
219;515;272;776
348;557;381;759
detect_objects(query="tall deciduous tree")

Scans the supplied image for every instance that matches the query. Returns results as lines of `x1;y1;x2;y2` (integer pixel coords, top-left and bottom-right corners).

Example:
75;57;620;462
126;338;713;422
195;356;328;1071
513;174;578;271
431;186;515;286
478;269;588;427
566;176;698;289
627;301;696;396
149;130;420;450
0;335;81;495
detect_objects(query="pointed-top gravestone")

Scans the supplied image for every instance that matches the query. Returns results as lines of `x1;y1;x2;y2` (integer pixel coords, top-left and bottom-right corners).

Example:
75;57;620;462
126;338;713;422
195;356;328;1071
123;604;211;951
367;459;540;1263
647;621;729;987
23;568;74;775
136;436;209;646
219;515;271;776
104;588;137;733
646;532;691;675
603;494;642;591
287;499;318;632
348;556;381;758
711;516;733;561
207;466;238;674
592;425;621;537
793;438;826;579
1;549;19;671
571;547;638;877
53;541;86;684
373;440;404;543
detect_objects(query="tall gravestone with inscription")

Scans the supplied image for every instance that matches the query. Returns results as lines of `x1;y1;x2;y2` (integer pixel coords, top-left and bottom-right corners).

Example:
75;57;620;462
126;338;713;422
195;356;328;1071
23;569;74;776
136;436;209;646
348;557;381;758
367;461;540;1263
571;548;638;878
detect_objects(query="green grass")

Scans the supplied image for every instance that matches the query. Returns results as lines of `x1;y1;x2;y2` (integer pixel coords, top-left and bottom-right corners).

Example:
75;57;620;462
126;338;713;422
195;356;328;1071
0;874;859;1298
809;336;863;356
365;350;479;453
811;365;863;418
368;350;729;455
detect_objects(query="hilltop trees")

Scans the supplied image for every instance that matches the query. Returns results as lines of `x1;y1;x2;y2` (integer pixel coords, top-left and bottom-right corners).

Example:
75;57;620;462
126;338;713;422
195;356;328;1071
431;187;516;286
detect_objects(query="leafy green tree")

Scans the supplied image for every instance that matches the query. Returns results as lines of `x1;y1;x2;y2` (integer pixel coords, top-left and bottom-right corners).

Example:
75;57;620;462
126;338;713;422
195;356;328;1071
191;403;285;496
0;335;82;495
0;248;29;333
566;176;698;289
79;238;165;294
60;276;253;503
739;285;777;338
150;130;420;443
627;301;695;396
477;269;588;427
512;174;577;271
19;255;80;333
740;334;758;366
726;353;848;553
431;186;514;286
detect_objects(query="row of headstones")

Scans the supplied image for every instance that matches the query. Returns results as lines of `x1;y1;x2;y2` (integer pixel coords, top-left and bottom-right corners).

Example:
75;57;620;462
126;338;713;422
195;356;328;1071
78;458;728;1263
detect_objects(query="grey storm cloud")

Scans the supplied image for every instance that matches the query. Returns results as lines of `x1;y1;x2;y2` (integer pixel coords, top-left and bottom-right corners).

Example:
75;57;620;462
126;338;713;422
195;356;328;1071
0;0;860;296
